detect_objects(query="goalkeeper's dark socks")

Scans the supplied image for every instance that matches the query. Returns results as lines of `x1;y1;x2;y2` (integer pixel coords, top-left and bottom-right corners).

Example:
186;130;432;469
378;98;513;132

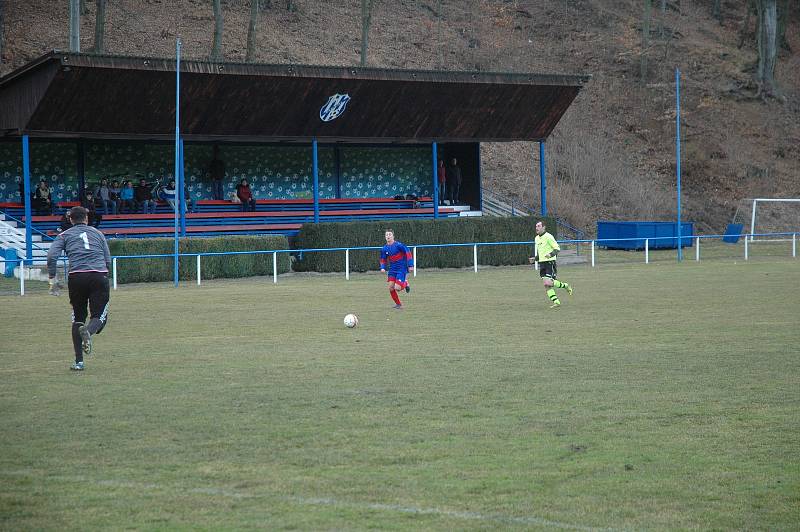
553;280;569;290
71;323;84;362
390;289;401;305
547;289;560;305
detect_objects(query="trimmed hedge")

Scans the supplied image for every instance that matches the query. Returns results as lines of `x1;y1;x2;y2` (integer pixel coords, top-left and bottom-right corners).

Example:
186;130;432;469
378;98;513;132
292;217;556;273
109;235;291;284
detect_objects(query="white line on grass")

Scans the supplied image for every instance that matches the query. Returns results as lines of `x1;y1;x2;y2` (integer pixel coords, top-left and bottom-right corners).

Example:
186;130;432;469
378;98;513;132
2;470;617;531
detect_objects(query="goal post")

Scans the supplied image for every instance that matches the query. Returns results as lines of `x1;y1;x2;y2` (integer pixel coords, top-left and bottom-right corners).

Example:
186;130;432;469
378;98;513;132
748;198;800;241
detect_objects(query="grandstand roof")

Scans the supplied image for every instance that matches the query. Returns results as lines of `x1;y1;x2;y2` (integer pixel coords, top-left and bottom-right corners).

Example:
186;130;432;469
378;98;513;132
0;51;590;143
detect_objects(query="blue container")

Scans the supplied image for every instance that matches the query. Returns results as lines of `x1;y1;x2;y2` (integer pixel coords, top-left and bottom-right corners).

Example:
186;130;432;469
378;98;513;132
2;247;19;277
723;223;744;244
596;221;694;250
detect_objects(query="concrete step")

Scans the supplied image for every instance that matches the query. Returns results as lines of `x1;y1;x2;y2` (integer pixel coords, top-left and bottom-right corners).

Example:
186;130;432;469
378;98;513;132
13;265;50;281
459;211;483;217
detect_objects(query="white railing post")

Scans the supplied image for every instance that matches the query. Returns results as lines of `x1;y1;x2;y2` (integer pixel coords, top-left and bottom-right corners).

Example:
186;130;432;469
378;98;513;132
273;251;278;284
413;246;417;277
793;233;796;258
19;259;24;296
112;257;118;290
695;237;700;261
473;244;478;273
645;239;649;264
196;255;201;285
591;240;595;267
744;237;749;261
345;248;350;280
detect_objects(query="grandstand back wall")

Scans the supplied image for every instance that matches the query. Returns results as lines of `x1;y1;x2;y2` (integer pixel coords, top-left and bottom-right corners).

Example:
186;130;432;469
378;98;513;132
0;139;475;203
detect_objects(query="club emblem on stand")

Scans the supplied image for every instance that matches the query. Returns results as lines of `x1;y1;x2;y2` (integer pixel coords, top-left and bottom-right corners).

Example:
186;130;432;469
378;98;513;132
320;93;351;122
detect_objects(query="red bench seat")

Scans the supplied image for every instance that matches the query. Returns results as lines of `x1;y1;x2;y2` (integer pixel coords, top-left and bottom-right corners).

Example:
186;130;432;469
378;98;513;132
99;223;303;235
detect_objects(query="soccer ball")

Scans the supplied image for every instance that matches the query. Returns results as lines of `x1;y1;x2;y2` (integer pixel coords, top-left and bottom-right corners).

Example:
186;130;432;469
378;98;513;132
343;313;359;328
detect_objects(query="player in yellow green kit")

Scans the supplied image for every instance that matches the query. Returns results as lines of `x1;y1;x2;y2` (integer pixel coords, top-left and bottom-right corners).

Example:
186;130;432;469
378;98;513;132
529;220;573;308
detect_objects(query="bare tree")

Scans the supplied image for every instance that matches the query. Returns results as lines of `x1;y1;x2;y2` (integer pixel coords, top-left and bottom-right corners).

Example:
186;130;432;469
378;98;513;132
659;0;667;38
246;0;259;62
712;0;722;24
738;0;755;49
0;0;5;63
360;0;374;67
755;0;780;99
777;0;790;51
69;0;81;52
80;0;89;16
287;0;294;11
211;0;223;61
640;0;651;82
94;0;107;54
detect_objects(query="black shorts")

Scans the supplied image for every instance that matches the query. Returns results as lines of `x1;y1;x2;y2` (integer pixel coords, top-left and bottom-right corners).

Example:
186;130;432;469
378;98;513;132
68;272;110;330
539;261;557;279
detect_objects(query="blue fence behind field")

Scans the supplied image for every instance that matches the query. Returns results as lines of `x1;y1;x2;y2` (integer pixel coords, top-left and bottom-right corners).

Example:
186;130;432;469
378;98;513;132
3;231;797;295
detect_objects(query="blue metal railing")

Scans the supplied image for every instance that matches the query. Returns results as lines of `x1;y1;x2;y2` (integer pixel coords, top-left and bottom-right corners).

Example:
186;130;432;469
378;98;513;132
0;210;56;245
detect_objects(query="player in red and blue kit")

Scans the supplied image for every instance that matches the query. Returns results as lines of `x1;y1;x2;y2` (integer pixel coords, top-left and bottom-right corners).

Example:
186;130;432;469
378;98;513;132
380;229;414;309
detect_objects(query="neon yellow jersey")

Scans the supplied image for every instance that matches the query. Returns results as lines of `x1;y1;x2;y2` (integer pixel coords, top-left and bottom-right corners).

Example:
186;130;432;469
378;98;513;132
535;232;560;262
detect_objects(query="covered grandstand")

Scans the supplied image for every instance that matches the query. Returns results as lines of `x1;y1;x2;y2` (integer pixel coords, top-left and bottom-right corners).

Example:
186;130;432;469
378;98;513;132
0;51;589;264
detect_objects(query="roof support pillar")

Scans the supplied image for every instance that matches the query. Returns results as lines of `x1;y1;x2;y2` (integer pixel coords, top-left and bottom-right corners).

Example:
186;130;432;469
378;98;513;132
312;137;319;224
179;138;186;237
22;135;32;264
432;141;439;219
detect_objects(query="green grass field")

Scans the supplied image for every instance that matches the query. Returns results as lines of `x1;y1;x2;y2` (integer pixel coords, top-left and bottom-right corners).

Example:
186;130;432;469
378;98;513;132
2;259;799;530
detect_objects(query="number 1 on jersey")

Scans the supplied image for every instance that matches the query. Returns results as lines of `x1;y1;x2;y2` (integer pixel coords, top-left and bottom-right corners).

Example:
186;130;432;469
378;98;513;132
79;231;90;250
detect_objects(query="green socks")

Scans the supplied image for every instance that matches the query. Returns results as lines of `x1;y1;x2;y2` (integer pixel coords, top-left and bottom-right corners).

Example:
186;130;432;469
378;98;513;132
547;288;560;305
553;280;569;290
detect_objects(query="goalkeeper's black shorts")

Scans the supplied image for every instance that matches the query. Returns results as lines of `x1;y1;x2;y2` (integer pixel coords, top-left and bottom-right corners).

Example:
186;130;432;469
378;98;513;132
539;261;557;279
68;272;110;329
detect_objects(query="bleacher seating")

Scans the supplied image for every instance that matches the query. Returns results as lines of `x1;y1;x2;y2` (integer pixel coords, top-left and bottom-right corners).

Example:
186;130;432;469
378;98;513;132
2;197;461;239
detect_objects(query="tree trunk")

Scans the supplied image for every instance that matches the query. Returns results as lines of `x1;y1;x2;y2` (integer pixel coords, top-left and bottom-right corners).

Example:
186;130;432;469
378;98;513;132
69;0;81;52
738;0;755;49
756;0;779;99
360;0;373;67
94;0;106;54
211;0;223;61
712;0;722;24
777;0;790;51
0;0;5;63
640;0;651;83
246;0;259;62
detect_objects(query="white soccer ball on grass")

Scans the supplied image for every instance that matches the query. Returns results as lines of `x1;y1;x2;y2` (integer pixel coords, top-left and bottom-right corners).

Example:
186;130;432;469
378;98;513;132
343;313;359;328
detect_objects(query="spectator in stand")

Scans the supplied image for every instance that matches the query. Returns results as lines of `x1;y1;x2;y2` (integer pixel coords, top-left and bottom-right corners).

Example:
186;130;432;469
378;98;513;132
162;180;177;210
236;178;256;212
135;178;156;214
437;159;446;206
447;157;462;206
94;178;116;215
32;180;54;214
209;145;225;201
81;191;102;227
57;210;74;233
109;180;122;214
119;180;135;213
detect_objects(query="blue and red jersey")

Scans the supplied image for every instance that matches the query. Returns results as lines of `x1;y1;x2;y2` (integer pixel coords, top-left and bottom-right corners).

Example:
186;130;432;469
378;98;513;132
380;241;413;272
